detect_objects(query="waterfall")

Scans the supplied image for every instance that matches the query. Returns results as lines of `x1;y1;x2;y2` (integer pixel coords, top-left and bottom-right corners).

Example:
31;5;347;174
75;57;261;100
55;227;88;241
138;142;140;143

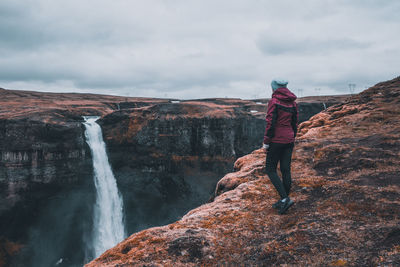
83;116;126;258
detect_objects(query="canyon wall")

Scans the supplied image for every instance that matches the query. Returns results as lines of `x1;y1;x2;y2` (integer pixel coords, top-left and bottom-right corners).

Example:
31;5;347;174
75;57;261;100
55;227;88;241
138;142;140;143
0;88;345;266
100;101;265;236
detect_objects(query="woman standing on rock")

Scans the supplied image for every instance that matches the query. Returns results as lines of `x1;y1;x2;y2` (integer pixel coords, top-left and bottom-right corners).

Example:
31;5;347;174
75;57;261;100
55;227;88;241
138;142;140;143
263;79;298;214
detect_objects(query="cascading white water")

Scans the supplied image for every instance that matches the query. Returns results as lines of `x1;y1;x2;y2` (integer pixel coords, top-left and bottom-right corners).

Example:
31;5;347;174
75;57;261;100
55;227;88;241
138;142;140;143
83;116;126;258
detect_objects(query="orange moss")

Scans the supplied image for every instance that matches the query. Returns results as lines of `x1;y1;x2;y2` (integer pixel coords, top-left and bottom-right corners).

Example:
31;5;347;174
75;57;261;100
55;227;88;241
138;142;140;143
297;177;326;189
331;259;348;266
199;212;241;229
148;237;166;244
126;116;147;139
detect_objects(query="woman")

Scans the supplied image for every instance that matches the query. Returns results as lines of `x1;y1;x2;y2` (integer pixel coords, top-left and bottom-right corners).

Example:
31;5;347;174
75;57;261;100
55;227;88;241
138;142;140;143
263;79;298;214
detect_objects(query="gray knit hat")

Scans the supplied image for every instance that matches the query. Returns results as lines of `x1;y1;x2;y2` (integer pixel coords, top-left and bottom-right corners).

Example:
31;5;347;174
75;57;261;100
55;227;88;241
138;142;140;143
271;79;289;91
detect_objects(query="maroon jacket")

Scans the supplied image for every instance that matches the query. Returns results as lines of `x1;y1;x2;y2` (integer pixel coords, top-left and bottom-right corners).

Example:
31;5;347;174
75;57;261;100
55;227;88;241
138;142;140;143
263;87;299;144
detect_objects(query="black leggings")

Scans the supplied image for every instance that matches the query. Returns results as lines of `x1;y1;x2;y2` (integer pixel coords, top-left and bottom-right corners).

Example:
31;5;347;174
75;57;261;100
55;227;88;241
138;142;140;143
265;142;294;199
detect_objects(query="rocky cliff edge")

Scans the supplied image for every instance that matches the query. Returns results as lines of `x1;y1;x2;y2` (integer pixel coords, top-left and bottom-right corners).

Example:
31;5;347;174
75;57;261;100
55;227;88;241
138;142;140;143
87;77;400;266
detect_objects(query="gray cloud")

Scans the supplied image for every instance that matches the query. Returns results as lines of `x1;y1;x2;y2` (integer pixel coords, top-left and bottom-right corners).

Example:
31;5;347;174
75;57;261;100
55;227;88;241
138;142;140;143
257;36;370;55
0;0;399;99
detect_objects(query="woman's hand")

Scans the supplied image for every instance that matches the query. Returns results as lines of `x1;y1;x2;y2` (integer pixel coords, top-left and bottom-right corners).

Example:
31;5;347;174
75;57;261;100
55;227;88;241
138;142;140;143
262;143;269;150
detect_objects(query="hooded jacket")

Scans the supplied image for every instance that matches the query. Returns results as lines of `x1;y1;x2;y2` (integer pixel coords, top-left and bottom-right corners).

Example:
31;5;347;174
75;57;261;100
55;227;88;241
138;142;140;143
263;87;299;144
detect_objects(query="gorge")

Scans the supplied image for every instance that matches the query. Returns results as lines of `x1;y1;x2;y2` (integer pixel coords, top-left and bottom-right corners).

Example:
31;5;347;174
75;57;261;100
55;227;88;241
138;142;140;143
87;77;400;266
0;87;346;266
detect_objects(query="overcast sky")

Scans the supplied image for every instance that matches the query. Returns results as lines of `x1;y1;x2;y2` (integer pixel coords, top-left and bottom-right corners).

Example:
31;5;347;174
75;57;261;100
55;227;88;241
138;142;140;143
0;0;399;99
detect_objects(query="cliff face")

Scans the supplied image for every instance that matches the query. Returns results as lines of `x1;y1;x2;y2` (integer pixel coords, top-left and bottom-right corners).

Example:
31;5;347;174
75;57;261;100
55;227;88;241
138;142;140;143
0;89;168;266
99;100;266;235
0;87;345;266
87;77;400;266
0;90;153;239
0;117;93;262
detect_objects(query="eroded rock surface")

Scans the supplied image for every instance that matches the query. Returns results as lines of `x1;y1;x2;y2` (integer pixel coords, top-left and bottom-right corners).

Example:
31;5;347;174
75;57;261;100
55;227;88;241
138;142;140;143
87;77;400;266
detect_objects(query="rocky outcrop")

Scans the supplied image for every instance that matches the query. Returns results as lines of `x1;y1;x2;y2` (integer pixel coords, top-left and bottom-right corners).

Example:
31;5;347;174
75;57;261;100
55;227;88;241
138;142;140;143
87;77;400;266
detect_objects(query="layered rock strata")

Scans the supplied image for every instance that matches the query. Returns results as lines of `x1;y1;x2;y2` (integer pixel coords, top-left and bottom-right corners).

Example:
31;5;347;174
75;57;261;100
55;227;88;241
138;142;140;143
87;77;400;266
0;87;345;266
0;89;166;240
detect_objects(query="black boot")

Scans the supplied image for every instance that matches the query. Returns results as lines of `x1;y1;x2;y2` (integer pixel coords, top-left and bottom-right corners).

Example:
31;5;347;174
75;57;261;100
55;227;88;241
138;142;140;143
278;197;294;214
272;199;283;209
